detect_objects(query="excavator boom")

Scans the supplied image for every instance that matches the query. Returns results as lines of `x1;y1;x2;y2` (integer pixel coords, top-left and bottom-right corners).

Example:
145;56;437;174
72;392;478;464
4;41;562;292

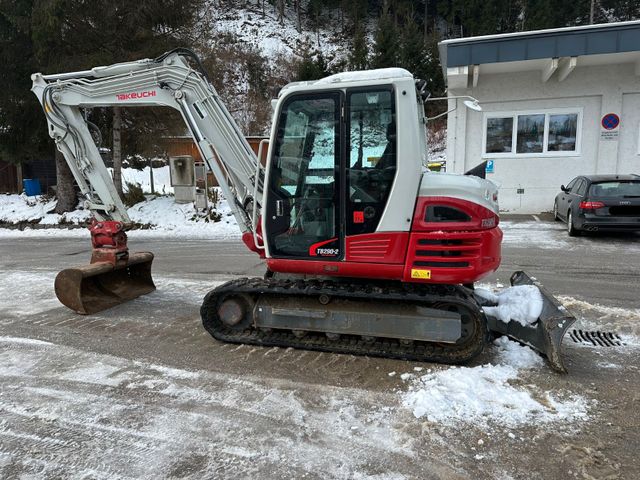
32;49;265;314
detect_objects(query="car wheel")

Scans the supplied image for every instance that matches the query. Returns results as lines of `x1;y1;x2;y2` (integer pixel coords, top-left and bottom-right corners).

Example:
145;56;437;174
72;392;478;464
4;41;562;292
567;210;580;237
553;201;560;221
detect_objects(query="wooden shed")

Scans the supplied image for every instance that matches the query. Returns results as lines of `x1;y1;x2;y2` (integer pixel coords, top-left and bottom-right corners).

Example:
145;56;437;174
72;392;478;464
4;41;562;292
0;161;20;193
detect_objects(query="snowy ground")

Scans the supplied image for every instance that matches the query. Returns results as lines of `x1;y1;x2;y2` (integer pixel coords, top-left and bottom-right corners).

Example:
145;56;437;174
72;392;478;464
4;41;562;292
0;166;242;239
500;218;640;252
1;233;639;478
1;271;635;478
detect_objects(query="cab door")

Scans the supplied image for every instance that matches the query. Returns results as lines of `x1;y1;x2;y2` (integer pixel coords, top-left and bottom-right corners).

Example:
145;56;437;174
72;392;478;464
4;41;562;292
265;93;342;259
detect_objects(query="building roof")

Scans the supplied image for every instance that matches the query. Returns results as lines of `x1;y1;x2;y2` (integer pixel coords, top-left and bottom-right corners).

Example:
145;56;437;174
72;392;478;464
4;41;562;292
438;20;640;76
581;174;640;182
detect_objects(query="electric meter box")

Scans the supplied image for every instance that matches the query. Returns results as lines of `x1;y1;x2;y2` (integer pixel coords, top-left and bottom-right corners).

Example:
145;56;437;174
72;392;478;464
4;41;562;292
170;156;196;204
169;156;195;186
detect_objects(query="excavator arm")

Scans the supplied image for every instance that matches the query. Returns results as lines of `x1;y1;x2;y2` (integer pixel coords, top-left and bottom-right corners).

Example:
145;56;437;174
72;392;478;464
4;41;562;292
31;48;263;231
31;48;265;314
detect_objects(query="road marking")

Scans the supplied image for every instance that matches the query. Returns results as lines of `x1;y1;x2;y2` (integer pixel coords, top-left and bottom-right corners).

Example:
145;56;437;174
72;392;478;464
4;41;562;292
532;215;541;222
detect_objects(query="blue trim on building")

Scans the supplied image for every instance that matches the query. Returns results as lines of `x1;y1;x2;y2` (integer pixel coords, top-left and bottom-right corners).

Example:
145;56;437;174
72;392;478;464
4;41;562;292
439;21;640;76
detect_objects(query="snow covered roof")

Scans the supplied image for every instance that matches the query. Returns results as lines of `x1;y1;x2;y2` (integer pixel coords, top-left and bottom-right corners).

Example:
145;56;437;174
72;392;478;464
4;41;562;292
313;68;413;85
280;68;413;96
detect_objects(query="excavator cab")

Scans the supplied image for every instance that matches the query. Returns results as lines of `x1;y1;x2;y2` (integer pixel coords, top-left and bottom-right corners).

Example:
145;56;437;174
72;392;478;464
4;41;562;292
264;87;398;261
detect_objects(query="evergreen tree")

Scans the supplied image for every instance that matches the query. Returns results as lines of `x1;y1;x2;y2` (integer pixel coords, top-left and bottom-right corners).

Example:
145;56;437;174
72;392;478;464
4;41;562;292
297;42;319;81
0;0;50;165
28;0;201;204
349;25;369;70
296;42;329;81
372;8;399;69
400;15;427;77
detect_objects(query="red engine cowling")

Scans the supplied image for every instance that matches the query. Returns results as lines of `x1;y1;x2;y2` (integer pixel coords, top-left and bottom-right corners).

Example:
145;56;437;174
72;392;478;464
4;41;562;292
402;196;502;284
264;195;501;285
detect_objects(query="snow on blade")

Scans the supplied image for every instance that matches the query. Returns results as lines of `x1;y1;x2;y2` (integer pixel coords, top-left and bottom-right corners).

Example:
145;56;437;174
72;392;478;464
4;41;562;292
402;338;589;428
482;285;544;327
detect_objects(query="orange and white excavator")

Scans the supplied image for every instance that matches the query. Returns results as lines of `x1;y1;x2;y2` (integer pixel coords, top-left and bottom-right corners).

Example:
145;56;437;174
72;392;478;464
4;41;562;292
31;48;575;371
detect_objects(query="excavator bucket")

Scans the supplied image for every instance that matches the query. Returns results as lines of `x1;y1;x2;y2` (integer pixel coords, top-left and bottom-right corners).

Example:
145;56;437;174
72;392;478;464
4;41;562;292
54;252;155;315
484;271;576;373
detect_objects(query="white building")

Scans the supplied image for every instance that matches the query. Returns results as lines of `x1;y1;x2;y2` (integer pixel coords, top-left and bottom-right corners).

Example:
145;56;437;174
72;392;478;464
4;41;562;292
438;21;640;213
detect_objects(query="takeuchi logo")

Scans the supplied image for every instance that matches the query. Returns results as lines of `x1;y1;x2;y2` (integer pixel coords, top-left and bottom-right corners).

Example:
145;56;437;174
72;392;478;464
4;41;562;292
115;90;157;101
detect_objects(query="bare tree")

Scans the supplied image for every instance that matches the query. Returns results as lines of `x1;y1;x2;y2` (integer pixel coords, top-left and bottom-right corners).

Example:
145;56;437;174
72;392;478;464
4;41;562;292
112;107;124;199
277;0;284;25
54;149;77;214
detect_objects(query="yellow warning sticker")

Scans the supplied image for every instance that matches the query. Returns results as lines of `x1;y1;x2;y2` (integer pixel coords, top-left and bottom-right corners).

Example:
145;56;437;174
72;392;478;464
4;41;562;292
411;269;431;279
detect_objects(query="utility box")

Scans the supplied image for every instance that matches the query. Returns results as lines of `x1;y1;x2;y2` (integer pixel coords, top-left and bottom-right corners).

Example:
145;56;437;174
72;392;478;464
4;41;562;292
169;155;195;204
194;162;208;210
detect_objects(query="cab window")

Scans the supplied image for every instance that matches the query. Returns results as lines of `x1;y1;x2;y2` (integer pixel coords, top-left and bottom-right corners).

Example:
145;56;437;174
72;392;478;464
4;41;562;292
346;89;396;235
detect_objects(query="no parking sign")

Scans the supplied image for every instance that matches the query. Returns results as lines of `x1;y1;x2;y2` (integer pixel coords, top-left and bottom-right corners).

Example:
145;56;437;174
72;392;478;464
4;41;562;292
600;113;620;140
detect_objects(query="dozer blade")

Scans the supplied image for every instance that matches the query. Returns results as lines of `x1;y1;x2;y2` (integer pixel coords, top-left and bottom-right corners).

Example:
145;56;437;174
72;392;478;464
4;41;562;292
485;271;576;373
54;252;155;315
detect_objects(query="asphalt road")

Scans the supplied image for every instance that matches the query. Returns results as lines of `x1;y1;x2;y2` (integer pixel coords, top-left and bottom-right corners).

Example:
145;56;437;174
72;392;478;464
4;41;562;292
0;220;639;479
5;217;638;307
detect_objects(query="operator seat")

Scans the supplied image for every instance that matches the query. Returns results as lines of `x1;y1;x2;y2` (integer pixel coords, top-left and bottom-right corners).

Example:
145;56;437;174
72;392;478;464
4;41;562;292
376;121;396;170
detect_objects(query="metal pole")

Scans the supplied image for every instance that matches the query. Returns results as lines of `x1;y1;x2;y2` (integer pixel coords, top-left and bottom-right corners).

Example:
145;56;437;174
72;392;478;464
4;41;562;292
148;156;155;194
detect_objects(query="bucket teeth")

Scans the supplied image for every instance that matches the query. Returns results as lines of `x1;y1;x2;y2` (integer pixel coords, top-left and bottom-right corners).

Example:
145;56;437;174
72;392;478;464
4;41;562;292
55;252;155;314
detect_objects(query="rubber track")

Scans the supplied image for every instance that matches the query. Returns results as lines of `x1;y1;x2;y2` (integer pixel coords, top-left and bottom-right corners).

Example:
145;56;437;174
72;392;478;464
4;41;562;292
200;277;489;365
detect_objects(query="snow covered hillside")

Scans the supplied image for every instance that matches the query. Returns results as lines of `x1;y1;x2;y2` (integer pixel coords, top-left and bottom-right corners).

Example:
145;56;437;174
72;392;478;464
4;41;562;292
204;0;353;65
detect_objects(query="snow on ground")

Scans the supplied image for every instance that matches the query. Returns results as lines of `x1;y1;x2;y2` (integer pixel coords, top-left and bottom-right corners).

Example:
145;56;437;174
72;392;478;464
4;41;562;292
0;194;90;225
558;295;640;343
401;337;590;429
500;220;640;252
0;166;241;239
121;165;173;194
127;195;240;239
206;1;348;62
0;335;408;478
500;220;570;249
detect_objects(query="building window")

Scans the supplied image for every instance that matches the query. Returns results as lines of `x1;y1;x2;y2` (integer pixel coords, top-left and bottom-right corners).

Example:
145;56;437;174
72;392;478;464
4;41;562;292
486;117;513;153
483;109;581;157
548;114;578;151
516;114;545;153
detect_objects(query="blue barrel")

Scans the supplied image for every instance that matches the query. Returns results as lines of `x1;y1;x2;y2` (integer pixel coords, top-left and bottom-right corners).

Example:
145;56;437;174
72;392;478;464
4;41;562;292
23;178;42;196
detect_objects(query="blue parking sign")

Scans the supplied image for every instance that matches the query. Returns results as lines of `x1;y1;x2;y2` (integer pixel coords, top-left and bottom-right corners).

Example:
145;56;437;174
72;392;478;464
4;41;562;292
485;159;494;174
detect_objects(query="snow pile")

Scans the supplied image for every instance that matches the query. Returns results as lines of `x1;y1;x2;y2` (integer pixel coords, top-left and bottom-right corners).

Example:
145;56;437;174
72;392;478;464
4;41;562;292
0;166;242;238
478;285;544;326
127;195;240;239
492;335;544;369
0;194;90;225
402;338;589;428
121;165;173;194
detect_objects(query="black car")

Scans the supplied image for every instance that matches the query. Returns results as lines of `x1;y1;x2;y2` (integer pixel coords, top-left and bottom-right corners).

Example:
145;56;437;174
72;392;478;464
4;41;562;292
553;174;640;236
